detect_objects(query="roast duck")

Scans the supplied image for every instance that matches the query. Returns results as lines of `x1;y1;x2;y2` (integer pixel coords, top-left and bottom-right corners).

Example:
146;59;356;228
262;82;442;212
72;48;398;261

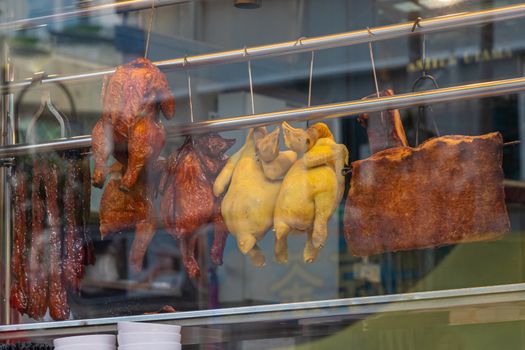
344;89;510;256
92;57;175;191
274;122;349;263
214;127;296;266
159;134;235;278
93;58;175;270
10;152;94;321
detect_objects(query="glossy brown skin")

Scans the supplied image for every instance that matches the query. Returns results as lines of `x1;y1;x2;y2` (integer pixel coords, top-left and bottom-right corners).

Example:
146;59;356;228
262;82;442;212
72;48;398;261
358;89;408;154
63;156;85;292
43;161;70;321
99;161;158;271
81;153;95;267
27;159;48;320
344;133;510;256
10;165;29;315
160;134;235;278
92;58;175;190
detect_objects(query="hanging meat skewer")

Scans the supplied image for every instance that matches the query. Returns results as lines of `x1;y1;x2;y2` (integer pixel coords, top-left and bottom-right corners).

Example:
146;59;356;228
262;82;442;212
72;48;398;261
63;154;86;292
43;161;70;321
27;158;48;320
10;150;94;320
9;162;29;315
81;151;95;267
160;134;235;278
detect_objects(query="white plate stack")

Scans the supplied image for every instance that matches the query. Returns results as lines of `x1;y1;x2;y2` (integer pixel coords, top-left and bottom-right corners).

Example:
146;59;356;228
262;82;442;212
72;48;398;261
117;322;182;350
53;335;116;350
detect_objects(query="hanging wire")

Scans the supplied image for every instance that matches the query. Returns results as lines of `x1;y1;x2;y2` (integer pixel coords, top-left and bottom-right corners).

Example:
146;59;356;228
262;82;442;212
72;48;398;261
367;28;380;99
308;51;315;108
183;56;194;123
144;0;156;58
243;47;255;114
411;19;441;145
294;36;315;126
367;27;386;135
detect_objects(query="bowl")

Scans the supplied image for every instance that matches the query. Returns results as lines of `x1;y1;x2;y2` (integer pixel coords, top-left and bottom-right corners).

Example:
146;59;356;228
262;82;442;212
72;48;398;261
118;342;181;350
118;332;181;345
54;334;116;347
117;321;181;334
54;345;115;350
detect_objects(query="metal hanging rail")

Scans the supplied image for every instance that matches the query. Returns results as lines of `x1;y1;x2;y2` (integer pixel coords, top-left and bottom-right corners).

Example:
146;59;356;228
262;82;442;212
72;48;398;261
0;0;192;32
3;3;525;93
2;76;525;158
1;282;525;339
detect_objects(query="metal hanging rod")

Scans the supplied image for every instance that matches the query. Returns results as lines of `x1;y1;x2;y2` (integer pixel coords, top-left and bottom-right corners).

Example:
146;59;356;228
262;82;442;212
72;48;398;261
3;3;525;94
2;75;525;158
0;0;192;32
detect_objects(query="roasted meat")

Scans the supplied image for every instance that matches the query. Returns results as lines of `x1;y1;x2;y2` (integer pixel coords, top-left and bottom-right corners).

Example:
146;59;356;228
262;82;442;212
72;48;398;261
274;122;348;263
63;154;87;292
344;132;510;256
214;127;296;267
99;161;160;271
9;163;29;315
27;158;48;320
43;161;70;321
92;57;175;191
160;134;235;278
358;89;408;154
80;152;95;267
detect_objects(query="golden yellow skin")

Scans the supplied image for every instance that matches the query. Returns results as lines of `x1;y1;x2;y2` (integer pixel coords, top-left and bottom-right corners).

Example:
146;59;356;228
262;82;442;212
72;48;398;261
274;122;349;264
214;128;296;266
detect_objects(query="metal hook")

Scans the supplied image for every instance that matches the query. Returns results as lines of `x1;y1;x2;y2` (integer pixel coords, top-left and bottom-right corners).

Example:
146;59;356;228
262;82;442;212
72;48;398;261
411;17;423;32
144;0;156;58
411;33;440;145
342;166;352;176
294;36;307;46
243;46;255;114
183;55;194;123
25;72;70;144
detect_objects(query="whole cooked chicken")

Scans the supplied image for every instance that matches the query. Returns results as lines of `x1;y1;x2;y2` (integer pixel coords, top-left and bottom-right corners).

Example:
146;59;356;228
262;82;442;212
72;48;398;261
99;160;164;271
92;57;175;191
160;134;235;278
274;122;348;264
214;127;296;266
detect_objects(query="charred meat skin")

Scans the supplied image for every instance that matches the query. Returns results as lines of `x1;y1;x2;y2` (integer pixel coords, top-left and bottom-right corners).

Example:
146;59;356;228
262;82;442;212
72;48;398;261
92;57;175;190
43;161;70;321
344;133;510;255
160;134;235;278
10;164;29;315
27;159;48;320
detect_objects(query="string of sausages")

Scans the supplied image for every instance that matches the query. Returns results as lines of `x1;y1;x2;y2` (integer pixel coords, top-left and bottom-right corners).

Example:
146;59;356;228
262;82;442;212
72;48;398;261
9;150;95;321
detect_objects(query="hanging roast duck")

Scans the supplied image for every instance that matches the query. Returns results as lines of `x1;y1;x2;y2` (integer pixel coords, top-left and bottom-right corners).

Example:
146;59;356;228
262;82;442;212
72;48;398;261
159;134;235;279
92;57;175;191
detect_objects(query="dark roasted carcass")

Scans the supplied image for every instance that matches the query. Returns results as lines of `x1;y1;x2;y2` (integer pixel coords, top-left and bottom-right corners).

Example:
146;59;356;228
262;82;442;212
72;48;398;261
160;134;235;278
